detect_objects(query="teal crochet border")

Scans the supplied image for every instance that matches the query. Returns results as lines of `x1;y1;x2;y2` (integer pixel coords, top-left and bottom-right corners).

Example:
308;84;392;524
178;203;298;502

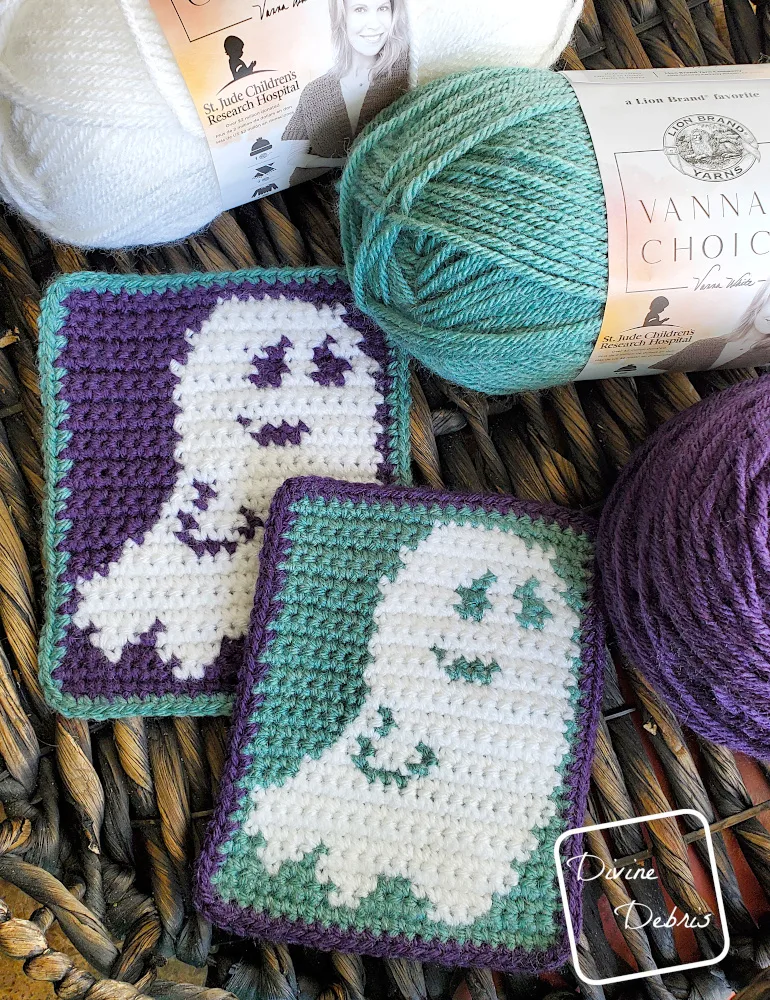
38;268;413;720
211;496;594;951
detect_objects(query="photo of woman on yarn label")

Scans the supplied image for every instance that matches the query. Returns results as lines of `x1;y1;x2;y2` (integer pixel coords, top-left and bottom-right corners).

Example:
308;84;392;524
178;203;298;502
147;0;409;211
565;66;770;381
281;0;409;187
651;283;770;372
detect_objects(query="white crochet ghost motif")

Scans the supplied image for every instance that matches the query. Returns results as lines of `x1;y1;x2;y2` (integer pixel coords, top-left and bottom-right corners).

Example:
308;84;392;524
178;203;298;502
72;295;386;681
244;521;581;926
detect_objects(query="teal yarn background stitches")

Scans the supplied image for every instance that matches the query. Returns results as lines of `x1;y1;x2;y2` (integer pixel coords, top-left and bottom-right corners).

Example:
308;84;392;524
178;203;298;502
340;68;608;395
211;496;595;952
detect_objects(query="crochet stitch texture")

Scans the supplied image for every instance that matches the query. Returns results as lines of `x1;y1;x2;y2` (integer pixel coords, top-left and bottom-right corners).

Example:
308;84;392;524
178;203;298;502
597;373;770;758
196;478;604;971
39;269;411;719
339;68;608;396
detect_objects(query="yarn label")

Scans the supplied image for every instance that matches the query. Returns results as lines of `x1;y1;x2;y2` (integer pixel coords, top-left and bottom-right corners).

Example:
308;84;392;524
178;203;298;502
146;0;410;210
564;67;770;379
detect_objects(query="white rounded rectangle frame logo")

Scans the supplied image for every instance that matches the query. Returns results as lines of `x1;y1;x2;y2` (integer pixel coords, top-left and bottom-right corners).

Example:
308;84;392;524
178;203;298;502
554;808;730;986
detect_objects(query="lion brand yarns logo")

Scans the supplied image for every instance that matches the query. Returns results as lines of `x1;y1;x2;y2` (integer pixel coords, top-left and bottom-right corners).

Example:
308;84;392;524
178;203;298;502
664;115;760;182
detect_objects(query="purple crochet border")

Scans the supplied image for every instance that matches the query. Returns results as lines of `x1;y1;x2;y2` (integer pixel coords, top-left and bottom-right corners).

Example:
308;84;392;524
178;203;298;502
194;478;605;973
49;275;403;705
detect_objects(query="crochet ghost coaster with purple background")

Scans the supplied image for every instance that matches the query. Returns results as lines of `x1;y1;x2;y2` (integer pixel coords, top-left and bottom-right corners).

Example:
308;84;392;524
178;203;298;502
196;478;604;972
39;270;411;719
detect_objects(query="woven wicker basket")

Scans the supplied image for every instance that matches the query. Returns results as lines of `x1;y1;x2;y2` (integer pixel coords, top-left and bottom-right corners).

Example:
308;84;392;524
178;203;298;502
0;2;769;997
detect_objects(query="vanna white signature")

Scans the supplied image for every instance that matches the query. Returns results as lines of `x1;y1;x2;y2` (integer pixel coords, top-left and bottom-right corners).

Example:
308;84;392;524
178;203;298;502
253;0;309;20
693;263;757;291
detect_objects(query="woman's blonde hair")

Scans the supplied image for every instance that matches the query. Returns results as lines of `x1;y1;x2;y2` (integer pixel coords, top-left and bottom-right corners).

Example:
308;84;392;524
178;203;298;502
329;0;408;79
729;282;770;341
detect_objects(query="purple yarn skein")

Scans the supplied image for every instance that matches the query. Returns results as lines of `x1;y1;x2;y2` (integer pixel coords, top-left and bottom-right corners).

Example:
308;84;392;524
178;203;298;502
598;374;770;759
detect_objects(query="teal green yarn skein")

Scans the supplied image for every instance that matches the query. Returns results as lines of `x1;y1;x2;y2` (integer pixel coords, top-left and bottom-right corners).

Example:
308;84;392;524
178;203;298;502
339;68;609;395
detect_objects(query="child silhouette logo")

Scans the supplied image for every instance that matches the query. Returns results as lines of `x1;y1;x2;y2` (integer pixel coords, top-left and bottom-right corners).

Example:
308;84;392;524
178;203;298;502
644;296;670;327
220;35;273;91
224;35;255;80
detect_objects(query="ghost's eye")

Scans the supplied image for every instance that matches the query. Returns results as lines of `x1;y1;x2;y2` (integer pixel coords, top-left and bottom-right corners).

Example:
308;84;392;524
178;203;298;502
513;577;552;631
247;332;353;390
250;334;292;388
453;570;496;622
310;335;352;387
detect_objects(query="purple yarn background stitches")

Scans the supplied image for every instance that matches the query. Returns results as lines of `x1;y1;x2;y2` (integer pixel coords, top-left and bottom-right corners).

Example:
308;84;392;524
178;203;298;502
54;280;399;702
194;478;605;972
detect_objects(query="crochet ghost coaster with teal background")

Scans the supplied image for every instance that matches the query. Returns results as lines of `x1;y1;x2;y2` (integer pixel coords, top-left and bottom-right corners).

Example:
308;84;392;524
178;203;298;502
39;268;410;720
196;478;604;971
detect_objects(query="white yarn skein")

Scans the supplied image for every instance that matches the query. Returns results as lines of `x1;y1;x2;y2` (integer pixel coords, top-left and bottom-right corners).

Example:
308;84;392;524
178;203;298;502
406;0;584;87
0;0;218;247
0;0;584;249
